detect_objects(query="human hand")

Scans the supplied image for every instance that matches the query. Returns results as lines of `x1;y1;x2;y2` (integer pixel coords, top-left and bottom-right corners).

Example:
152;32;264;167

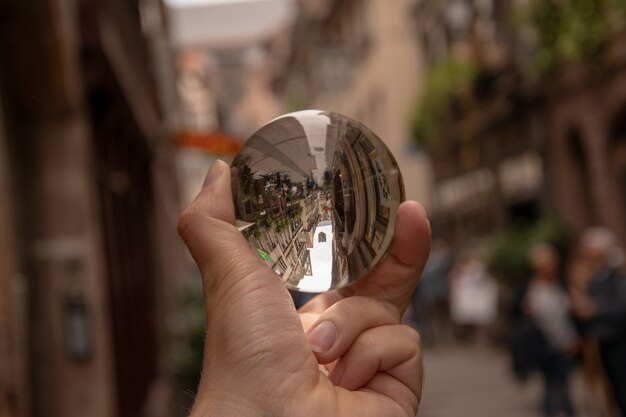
178;160;431;417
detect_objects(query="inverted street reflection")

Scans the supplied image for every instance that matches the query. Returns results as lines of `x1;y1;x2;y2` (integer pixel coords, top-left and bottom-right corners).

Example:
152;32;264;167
231;110;404;292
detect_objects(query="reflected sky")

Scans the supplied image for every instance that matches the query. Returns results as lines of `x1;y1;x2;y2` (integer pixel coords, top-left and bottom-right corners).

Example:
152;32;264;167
290;110;331;186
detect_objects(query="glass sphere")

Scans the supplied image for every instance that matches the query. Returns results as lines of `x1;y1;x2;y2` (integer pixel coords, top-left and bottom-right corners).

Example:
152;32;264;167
231;110;404;292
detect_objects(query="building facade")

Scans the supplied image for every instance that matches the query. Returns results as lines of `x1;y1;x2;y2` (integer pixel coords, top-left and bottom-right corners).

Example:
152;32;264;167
545;44;626;245
412;0;626;246
0;1;183;417
410;0;547;243
168;0;294;208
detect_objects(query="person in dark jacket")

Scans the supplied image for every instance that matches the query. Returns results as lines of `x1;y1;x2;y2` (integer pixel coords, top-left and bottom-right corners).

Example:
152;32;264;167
571;228;626;417
526;244;577;417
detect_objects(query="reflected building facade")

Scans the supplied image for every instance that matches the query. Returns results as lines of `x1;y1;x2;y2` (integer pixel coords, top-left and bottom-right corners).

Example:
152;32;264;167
331;118;403;287
232;114;323;288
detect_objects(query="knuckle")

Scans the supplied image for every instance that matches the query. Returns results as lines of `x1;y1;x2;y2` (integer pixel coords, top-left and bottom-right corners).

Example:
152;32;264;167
177;204;204;238
351;297;372;318
332;296;398;322
377;298;402;321
360;329;383;348
328;296;360;319
177;206;195;237
403;326;422;354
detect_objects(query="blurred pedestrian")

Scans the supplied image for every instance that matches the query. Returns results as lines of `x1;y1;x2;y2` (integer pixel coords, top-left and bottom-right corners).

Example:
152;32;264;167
408;239;455;347
571;228;626;417
525;244;577;417
448;250;498;345
568;257;615;417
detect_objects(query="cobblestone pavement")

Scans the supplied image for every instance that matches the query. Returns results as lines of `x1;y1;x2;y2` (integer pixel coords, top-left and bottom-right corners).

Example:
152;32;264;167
417;346;593;417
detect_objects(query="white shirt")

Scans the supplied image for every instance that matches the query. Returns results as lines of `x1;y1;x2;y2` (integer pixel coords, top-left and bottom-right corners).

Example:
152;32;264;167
527;281;576;351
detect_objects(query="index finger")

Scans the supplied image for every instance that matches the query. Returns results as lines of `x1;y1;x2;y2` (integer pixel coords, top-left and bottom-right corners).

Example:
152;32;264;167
178;160;299;321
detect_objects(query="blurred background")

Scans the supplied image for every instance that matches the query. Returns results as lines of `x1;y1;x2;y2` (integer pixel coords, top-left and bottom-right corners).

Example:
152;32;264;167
1;0;626;416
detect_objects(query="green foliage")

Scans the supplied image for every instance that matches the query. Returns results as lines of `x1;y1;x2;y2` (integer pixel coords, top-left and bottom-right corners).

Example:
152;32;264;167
486;213;569;287
411;58;478;145
527;0;615;74
290;205;303;219
275;217;289;232
239;161;252;199
607;0;626;27
172;280;205;383
264;216;273;228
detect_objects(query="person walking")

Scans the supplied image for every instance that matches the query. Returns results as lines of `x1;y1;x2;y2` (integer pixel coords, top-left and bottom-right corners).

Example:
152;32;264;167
525;244;577;417
571;228;626;417
448;251;498;345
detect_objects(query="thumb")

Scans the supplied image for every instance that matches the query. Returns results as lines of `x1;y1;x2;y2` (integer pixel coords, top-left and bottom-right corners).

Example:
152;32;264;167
179;161;312;406
177;159;269;294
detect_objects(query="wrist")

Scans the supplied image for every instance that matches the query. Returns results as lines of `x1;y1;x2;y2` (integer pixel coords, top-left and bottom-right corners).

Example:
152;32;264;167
190;404;260;417
189;393;267;417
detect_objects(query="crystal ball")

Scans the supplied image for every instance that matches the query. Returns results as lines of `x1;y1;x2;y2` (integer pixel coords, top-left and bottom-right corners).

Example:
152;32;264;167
231;110;404;292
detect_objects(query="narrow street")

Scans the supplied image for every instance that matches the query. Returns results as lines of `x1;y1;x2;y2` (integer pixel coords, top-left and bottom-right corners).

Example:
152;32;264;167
418;346;591;417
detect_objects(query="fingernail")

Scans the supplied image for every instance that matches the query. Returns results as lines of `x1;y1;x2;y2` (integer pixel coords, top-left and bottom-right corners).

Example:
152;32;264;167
307;321;337;353
203;160;224;187
414;201;427;217
411;201;431;235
